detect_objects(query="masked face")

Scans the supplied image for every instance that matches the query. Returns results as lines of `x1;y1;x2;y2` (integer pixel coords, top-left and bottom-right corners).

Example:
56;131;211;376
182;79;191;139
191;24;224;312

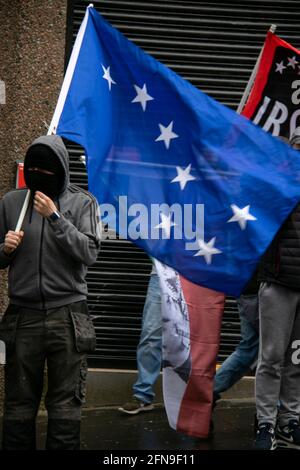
25;168;62;198
24;144;65;198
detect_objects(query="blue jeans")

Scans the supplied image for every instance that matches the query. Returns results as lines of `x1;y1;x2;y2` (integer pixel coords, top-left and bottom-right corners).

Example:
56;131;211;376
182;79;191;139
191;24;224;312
133;273;162;404
214;294;259;399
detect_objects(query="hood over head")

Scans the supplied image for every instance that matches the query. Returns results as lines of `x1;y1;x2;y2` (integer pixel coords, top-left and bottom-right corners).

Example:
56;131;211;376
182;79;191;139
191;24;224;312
24;135;69;197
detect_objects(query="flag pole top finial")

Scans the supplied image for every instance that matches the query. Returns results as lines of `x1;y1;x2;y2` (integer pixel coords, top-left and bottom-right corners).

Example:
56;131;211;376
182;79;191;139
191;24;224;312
88;3;94;8
270;24;277;33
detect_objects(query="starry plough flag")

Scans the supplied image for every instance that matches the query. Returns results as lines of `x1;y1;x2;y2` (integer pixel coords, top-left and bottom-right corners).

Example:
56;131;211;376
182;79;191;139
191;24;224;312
51;6;300;298
242;31;300;139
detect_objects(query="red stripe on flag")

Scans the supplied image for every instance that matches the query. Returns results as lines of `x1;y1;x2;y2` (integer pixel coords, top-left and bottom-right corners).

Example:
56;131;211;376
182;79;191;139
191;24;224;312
176;276;224;438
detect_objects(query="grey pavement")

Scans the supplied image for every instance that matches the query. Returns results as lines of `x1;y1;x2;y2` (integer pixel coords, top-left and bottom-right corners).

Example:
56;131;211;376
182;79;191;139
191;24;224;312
0;399;256;450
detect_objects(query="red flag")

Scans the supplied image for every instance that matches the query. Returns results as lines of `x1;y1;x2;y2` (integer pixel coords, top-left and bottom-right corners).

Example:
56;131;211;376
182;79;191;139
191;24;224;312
242;32;300;139
155;261;224;438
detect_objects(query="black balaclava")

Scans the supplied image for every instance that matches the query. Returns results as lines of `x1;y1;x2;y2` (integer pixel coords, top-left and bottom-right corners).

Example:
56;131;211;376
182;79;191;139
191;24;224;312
24;144;65;198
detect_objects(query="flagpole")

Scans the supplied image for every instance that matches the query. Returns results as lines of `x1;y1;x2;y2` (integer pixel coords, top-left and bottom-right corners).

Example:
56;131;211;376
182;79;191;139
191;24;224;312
15;189;31;232
13;6;94;232
237;24;277;114
47;4;93;135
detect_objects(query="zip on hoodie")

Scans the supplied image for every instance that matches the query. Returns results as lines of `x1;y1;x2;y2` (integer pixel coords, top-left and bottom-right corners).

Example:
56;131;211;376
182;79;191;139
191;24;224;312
39;217;46;309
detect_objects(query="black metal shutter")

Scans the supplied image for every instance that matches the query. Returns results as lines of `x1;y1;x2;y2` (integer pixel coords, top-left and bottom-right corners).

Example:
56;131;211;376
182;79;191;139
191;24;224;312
66;0;300;368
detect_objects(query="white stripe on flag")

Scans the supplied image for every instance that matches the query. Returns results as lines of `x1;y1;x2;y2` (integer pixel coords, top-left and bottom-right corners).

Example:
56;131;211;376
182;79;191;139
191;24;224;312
155;260;191;430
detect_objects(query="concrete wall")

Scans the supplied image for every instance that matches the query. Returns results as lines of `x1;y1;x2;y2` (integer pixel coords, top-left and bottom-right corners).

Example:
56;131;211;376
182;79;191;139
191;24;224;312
0;0;67;412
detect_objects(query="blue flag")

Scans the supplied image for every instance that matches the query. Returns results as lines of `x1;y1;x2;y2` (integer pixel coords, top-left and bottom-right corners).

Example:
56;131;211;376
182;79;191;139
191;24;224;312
52;6;300;296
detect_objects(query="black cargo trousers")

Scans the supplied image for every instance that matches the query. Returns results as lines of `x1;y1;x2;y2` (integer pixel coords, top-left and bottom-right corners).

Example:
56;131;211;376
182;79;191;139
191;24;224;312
0;300;96;450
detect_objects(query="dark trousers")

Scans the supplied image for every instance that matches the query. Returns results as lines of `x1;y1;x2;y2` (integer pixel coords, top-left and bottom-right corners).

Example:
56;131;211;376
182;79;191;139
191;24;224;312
2;303;88;450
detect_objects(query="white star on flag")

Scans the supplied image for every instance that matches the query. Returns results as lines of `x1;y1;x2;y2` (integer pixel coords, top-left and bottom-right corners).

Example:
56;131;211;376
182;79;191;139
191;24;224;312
227;204;257;230
171;164;196;190
155;213;177;238
155;121;179;149
101;64;116;90
275;61;286;74
287;56;299;69
194;237;222;265
131;83;154;111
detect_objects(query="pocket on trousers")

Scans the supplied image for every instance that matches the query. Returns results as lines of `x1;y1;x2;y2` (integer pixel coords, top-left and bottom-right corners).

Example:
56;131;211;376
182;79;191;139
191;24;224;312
0;305;20;352
69;310;96;353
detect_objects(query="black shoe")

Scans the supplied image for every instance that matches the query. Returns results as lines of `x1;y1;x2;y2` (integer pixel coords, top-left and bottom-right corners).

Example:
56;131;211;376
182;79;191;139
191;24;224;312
276;420;300;450
254;423;277;450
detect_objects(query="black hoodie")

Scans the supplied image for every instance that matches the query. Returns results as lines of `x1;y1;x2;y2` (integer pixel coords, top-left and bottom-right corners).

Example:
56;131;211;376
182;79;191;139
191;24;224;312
259;131;300;291
0;135;101;309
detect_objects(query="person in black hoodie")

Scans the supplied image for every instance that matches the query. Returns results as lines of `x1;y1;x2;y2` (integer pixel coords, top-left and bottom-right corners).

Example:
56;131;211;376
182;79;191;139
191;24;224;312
0;135;101;450
254;129;300;451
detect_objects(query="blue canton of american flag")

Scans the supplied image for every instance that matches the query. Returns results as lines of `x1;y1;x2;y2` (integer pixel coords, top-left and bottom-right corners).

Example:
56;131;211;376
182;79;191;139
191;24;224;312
52;6;300;296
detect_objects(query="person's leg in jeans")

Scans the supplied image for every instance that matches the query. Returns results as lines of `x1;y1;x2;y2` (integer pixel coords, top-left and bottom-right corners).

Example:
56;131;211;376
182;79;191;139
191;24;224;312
214;294;259;400
255;283;297;428
277;299;300;427
132;273;162;404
